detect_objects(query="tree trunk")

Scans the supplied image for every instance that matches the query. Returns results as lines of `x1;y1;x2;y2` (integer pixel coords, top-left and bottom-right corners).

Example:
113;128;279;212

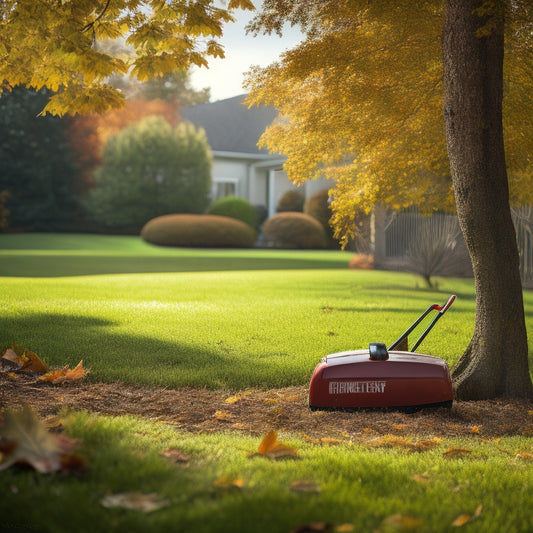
442;0;533;399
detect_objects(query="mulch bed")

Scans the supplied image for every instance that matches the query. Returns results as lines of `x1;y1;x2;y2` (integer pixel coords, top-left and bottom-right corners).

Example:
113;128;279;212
2;372;532;440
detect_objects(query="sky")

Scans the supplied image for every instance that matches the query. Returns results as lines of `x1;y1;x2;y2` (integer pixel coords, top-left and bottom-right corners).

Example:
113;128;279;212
189;9;303;102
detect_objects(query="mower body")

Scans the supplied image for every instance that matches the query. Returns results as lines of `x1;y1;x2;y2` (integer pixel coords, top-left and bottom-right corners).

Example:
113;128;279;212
308;348;453;410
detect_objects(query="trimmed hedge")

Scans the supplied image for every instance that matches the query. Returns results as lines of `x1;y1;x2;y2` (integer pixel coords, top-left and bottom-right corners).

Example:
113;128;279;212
262;212;327;249
141;214;256;248
276;190;305;213
208;196;257;228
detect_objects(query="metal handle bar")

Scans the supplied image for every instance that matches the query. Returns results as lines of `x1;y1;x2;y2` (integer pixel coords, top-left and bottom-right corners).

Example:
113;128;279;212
388;295;456;352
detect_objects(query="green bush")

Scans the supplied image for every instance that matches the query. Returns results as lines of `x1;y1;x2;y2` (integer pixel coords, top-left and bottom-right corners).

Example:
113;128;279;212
141;214;256;248
262;212;327;249
304;189;340;249
86;117;212;233
208;196;257;228
276;190;305;212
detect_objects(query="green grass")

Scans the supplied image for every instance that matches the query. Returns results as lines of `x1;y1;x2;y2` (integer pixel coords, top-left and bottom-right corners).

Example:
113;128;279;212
0;234;494;389
1;411;531;533
1;234;532;533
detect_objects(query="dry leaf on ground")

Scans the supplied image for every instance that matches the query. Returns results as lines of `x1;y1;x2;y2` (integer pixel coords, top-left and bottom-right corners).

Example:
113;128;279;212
442;447;472;459
253;430;298;459
100;492;170;513
0;405;82;474
213;475;244;490
39;360;89;384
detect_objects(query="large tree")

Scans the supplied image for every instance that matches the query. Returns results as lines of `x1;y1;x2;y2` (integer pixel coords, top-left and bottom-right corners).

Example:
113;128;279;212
245;0;533;399
0;0;253;116
442;0;532;398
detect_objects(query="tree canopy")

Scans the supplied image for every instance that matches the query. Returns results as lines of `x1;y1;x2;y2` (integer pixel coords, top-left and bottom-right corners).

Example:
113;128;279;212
0;0;253;116
244;0;533;246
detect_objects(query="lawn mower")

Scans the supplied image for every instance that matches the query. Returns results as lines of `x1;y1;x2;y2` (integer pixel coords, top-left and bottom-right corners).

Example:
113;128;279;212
309;295;456;411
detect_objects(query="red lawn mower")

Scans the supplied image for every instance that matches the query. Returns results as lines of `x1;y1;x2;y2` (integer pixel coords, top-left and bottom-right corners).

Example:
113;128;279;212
309;295;456;411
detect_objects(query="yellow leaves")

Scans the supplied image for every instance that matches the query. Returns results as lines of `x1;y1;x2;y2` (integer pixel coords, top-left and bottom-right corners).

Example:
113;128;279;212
213;475;244;490
451;505;483;527
369;435;442;453
0;0;253;115
442;447;473;459
1;344;50;374
39;361;89;384
253;430;298;460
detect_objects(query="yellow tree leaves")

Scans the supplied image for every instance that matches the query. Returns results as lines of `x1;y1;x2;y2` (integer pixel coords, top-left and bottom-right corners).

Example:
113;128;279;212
0;0;254;115
245;0;533;245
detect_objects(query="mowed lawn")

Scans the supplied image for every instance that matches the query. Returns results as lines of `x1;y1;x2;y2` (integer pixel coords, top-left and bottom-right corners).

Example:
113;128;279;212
1;234;532;533
0;233;503;389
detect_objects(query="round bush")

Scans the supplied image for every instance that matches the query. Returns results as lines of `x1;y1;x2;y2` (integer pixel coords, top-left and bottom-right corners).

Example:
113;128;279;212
141;214;256;248
208;196;257;228
262;212;327;249
276;190;305;213
304;189;340;249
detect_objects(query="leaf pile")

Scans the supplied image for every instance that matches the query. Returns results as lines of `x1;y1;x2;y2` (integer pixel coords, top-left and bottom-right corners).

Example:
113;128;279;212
1;343;89;384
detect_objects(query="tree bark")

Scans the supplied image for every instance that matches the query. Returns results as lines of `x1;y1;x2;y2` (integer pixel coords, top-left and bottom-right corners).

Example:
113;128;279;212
442;0;533;399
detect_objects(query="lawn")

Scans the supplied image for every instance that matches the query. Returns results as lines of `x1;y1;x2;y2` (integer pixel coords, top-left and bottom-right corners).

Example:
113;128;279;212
1;234;532;533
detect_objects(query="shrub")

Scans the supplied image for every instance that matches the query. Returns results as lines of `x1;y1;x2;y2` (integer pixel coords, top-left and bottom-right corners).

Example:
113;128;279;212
304;189;340;249
276;190;305;213
262;212;327;249
141;214;256;248
85;117;212;232
208;196;257;228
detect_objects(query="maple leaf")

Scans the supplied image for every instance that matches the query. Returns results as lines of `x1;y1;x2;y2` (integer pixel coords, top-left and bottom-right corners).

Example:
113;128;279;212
0;406;81;474
100;492;170;513
442;447;472;459
253;430;298;460
39;360;89;384
1;344;50;374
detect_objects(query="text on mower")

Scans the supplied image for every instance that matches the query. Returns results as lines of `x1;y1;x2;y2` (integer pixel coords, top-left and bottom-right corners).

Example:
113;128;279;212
329;381;386;394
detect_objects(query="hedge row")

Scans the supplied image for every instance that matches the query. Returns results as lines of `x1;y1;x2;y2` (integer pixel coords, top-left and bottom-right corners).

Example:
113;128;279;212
141;214;256;248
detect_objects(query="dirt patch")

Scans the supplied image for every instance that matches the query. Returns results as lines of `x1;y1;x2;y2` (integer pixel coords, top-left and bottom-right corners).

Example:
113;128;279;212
2;373;532;440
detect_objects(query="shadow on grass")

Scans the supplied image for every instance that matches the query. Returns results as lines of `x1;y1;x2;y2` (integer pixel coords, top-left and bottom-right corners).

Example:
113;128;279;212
0;254;348;278
0;312;306;389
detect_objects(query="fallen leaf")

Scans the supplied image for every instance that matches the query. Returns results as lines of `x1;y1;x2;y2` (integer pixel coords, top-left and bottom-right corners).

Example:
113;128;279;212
290;480;321;493
213;475;244;490
379;514;422;532
335;525;354;532
470;426;480;434
254;430;298;459
443;447;472;459
515;452;533;460
224;395;242;404
2;345;50;374
160;448;191;463
452;515;471;527
100;492;170;513
0;406;81;473
214;410;234;421
320;437;343;445
39;360;89;384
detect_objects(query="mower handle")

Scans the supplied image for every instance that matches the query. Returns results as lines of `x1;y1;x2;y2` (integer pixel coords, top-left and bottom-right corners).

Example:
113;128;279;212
388;295;456;352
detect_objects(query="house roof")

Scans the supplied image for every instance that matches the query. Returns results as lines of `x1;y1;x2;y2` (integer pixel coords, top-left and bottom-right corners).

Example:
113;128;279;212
180;94;279;156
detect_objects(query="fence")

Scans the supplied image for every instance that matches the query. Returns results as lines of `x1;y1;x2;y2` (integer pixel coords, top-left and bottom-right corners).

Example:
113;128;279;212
379;207;533;285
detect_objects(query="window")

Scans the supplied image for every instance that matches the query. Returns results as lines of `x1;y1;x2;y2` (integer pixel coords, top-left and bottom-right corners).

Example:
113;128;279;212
212;178;238;201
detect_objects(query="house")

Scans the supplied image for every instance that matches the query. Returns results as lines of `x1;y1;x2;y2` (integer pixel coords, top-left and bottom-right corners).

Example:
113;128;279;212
180;94;332;217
